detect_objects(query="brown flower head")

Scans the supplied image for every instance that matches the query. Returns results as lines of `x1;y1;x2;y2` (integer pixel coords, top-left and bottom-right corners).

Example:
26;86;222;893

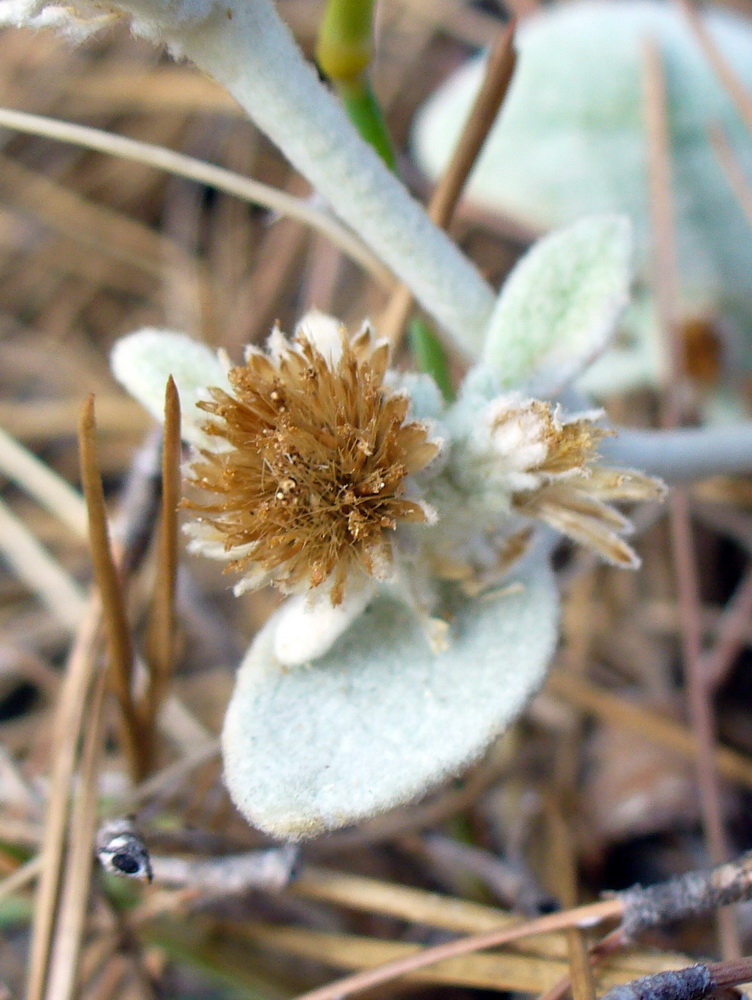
494;398;667;568
184;317;440;605
436;394;667;591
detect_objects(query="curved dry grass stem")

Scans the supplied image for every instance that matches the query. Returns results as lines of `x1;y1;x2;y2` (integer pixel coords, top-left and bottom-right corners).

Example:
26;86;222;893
380;19;517;347
0;497;85;630
709;124;752;229
0;107;393;287
292;898;624;1000
44;666;107;1000
674;0;752;136
642;37;739;958
25;600;102;1000
0;423;87;537
78;395;146;782
546;670;752;791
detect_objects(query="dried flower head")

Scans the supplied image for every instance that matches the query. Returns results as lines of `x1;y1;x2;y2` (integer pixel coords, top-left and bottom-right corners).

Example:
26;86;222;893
492;396;667;568
184;319;439;605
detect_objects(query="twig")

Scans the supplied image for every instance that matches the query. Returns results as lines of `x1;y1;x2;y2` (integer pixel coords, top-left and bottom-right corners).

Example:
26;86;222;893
599;963;716;1000
643;36;739;957
78;395;146;782
0;107;391;287
290;849;752;1000
96;818;298;894
674;0;752;135
600;956;752;1000
380;20;517;347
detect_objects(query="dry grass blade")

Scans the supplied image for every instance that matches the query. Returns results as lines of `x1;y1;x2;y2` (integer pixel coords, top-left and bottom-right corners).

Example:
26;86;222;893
231;922;677;995
642;37;739;957
0;107;392;286
710;123;752;228
380;20;517;346
0;856;43;903
25;601;102;1000
0;424;87;537
0;152;182;280
78;394;145;781
291;898;624;1000
701;564;752;688
0;497;86;630
289;867;685;978
544;803;596;1000
44;667;107;1000
142;378;181;744
675;0;752;135
545;670;752;790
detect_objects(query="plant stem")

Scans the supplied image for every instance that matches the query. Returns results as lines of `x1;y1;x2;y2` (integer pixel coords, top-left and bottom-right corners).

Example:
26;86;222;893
173;0;495;356
316;0;395;168
600;423;752;483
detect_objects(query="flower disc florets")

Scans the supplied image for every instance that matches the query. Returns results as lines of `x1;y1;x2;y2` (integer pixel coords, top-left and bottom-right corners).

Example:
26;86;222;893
184;321;440;605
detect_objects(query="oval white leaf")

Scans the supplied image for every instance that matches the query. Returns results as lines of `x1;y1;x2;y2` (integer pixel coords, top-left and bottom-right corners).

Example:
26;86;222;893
111;328;229;447
482;215;633;397
222;560;559;839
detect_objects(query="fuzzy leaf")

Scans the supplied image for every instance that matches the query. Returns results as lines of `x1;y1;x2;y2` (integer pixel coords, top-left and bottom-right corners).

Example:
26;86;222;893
111;328;229;447
222;559;558;840
481;215;633;396
413;1;752;372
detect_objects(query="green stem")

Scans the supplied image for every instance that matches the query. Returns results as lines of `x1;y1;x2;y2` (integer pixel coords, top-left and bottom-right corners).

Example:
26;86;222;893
339;75;396;170
316;0;454;395
316;0;376;82
409;317;455;401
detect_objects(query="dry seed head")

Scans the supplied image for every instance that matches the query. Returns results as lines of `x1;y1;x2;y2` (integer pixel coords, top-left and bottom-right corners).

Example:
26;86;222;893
184;324;439;604
498;399;667;569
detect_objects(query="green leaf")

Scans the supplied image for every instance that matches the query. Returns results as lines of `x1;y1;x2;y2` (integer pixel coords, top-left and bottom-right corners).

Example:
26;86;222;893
222;559;558;839
481;215;633;396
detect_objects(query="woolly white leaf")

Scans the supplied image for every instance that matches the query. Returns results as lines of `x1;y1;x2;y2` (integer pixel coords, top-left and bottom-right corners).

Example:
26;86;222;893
111;328;229;447
481;216;633;397
413;1;752;374
222;559;558;839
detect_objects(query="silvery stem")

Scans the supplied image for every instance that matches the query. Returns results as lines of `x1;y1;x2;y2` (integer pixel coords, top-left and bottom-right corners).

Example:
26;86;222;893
602;424;752;483
170;0;495;356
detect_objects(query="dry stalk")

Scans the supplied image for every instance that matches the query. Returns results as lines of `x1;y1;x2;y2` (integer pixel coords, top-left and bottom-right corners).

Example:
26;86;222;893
674;0;752;135
290;849;752;1000
0;107;392;286
545;670;752;791
0;423;87;537
142;378;181;741
642;37;739;956
709;124;752;230
25;601;102;1000
0;497;86;631
44;667;108;1000
78;394;147;782
380;19;517;348
701;564;752;689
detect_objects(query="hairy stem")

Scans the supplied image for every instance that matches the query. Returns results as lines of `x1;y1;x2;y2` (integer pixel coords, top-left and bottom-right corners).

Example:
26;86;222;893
601;423;752;483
